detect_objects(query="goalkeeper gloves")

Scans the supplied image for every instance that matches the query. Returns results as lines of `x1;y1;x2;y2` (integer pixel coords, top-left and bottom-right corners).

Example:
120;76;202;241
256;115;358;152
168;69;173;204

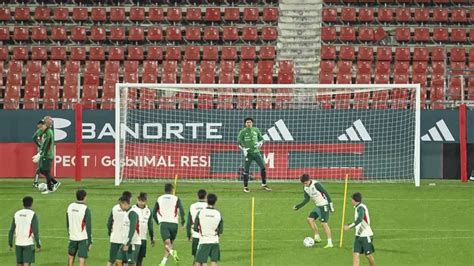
256;141;263;148
32;153;40;164
329;202;335;213
239;146;249;157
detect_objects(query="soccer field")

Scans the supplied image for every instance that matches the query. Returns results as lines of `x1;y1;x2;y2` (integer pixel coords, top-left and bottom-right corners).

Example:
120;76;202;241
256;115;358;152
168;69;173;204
0;179;473;266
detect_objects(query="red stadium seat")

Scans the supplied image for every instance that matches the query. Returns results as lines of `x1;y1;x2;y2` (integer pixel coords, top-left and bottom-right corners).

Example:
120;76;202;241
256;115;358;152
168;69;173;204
321;27;337;42
414;28;430;43
185;27;201;42
321;45;336;60
259;46;276;60
128;26;145;42
241;46;256;61
167;7;182;23
450;29;467;43
357;61;372;74
338;61;352;74
341;8;356;23
165;46;181;61
433;9;448;23
243;7;258;23
34;6;50;22
358;47;373;61
448;78;462;100
242;27;258;42
395;48;410;61
203;46;218;61
130;7;145;22
184;46;200;61
148;27;164;42
373;28;385;43
31;26;47;42
70;47;86;61
375;61;391;74
110;27;126;42
14;7;30;22
432;61;445;75
89;47;105;61
377;8;393;23
203;27;220;42
414;8;430;23
359;8;374;23
451;9;467;24
224;8;240;22
450;48;466;62
0;7;11;22
0;27;9;41
147;46;163;61
223;27;239;42
128;47;144;60
222;47;237;61
43;72;61;109
91;8;106;23
31;47;48;60
109;47;125;61
319;72;334;84
53;7;68;22
72;7;88;22
340;46;355;61
395;8;412;23
394;61;410;74
71;27;87;42
110;7;125;23
263;7;278;23
13;27;29;42
50;47;66;60
205;7;221;22
395;28;411;43
186;8;202;23
50;26;67;42
376;47;392;61
413;48;429;61
166;27;182;42
322;8;337;23
321;60;336;73
90;26;106;42
149;7;164;22
431;48;445;61
340;27;356;42
0;47;7;61
12;47;28;60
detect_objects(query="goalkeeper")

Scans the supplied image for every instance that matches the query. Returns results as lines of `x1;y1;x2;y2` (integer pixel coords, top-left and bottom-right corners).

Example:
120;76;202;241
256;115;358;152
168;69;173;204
237;117;271;193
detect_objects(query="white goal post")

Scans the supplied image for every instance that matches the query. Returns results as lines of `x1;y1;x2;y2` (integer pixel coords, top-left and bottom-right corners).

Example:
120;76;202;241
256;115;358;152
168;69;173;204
115;83;420;187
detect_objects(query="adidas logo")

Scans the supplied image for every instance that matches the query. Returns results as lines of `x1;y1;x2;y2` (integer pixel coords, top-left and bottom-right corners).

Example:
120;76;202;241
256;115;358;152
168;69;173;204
421;119;454;142
262;119;294;141
338;119;372;142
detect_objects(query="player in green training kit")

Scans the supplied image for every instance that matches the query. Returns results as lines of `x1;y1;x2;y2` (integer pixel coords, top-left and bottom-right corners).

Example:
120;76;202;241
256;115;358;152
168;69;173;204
8;196;42;266
344;192;375;266
37;120;60;194
32;121;44;188
237;117;272;193
293;174;335;248
116;196;141;266
194;193;223;266
186;189;208;258
107;191;132;266
67;190;92;266
131;192;155;266
153;184;185;266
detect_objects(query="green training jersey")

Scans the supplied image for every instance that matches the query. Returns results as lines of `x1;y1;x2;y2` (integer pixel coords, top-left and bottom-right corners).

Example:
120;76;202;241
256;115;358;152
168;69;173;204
32;129;43;149
237;127;264;154
39;128;54;160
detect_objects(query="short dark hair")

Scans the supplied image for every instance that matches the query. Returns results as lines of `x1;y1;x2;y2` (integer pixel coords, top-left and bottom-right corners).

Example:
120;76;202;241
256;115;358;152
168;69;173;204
352;192;362;203
23;196;33;208
197;189;207;200
244;117;254;124
76;190;87;201
299;174;310;183
207;193;217;205
138;192;147;201
119;195;130;204
37;120;45;125
164;183;174;193
122;191;132;200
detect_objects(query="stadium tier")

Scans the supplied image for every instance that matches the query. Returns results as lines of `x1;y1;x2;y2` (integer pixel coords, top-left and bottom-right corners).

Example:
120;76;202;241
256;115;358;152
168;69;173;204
0;1;473;109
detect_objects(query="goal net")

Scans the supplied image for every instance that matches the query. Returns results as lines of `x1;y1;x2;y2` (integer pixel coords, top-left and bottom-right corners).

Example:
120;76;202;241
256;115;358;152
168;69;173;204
115;83;420;186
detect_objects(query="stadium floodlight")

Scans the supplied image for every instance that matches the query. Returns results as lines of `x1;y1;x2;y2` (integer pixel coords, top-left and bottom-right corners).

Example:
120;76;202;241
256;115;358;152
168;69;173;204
115;83;420;187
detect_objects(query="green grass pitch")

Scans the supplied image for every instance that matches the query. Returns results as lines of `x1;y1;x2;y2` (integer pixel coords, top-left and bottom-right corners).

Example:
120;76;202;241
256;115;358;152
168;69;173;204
0;179;473;265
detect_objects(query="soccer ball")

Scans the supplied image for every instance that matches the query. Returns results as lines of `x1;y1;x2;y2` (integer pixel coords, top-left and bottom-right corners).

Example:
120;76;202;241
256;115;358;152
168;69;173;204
38;183;48;192
303;237;315;248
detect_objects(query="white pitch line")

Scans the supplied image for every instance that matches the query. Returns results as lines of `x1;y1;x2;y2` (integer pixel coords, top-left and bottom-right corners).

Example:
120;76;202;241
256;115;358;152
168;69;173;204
0;228;472;232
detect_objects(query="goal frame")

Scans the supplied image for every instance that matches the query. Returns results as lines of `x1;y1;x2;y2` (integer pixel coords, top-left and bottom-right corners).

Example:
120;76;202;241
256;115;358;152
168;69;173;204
115;83;421;187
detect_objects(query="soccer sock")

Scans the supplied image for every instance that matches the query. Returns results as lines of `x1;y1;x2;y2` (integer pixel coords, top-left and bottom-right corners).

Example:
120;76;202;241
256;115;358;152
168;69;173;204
314;234;321;241
243;172;249;187
34;168;40;183
261;168;267;185
327;238;333;245
161;257;168;264
41;170;53;191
